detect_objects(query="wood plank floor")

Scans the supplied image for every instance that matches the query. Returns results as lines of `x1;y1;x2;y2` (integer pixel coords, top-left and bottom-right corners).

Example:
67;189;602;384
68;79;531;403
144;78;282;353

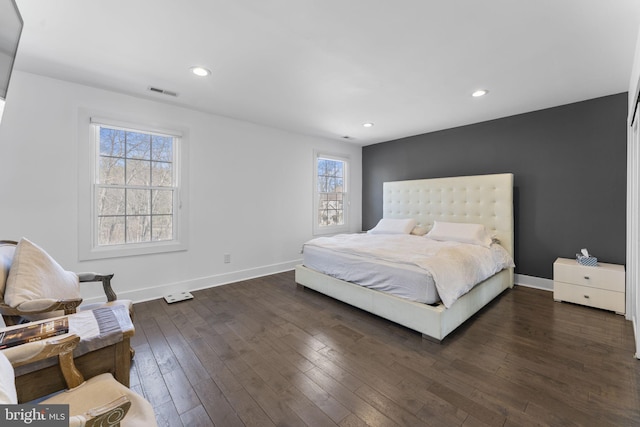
129;271;640;426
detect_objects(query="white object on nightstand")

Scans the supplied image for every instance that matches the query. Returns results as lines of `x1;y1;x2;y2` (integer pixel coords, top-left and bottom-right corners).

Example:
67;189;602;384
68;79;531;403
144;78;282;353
553;257;625;315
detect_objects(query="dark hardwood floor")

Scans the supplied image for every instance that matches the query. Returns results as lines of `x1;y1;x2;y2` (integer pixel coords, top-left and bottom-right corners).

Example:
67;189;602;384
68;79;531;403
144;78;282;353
129;271;640;426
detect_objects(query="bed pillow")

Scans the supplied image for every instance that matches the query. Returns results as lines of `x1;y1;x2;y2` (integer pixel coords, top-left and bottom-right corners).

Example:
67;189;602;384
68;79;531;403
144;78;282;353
426;221;492;248
367;218;417;235
4;238;80;312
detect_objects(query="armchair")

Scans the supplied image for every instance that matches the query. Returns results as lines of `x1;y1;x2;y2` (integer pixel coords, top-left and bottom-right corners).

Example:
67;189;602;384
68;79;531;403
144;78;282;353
0;239;132;326
0;334;157;426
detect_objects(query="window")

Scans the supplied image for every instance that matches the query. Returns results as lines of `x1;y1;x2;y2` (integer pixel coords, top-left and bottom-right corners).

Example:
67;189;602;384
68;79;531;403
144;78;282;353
96;125;175;245
79;114;188;260
313;153;349;235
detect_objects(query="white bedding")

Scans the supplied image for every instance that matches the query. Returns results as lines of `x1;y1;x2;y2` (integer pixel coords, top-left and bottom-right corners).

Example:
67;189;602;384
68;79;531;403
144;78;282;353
303;244;440;304
303;234;514;308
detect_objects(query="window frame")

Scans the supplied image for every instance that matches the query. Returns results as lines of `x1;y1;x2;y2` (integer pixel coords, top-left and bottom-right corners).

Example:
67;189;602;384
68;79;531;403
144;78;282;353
78;113;188;260
313;151;350;235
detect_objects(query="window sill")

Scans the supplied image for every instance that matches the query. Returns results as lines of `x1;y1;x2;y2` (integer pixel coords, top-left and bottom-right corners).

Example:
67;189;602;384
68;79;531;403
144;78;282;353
312;226;350;236
79;240;188;260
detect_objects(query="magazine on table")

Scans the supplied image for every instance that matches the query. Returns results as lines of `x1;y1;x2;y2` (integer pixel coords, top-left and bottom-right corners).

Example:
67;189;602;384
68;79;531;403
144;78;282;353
0;317;69;349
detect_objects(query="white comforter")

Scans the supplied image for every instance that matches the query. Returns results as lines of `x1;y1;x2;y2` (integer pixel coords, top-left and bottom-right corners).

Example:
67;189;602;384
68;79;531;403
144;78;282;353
304;234;514;308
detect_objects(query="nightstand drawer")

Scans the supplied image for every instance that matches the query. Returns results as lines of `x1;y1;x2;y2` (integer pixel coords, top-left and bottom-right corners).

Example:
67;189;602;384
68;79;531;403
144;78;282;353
553;258;625;292
553;281;625;314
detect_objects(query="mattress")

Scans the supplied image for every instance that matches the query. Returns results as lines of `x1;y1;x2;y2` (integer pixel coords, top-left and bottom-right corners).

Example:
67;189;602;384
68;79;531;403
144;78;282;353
302;233;515;308
303;244;441;304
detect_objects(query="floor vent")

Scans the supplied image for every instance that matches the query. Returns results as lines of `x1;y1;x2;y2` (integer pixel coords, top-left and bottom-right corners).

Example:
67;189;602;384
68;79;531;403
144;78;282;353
164;291;194;304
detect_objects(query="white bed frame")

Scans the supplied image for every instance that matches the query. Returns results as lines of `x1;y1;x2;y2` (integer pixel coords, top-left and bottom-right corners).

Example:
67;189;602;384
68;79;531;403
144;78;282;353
295;173;514;342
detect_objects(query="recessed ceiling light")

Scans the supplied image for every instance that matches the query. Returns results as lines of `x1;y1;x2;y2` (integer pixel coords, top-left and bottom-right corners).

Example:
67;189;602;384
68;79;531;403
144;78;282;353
472;89;488;97
363;123;374;128
190;66;211;77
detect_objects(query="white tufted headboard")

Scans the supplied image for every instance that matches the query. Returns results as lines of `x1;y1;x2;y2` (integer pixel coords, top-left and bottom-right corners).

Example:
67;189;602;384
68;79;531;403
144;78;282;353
382;173;514;257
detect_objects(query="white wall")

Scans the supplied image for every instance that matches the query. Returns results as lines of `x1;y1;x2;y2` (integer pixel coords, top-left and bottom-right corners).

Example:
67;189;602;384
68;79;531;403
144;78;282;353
0;71;362;304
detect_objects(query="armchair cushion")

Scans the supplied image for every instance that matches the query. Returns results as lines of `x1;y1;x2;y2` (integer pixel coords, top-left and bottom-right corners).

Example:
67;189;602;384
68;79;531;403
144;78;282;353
4;238;80;312
44;373;157;427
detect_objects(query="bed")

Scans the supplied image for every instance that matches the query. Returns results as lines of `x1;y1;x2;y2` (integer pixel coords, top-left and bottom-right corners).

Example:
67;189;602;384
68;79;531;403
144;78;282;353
295;173;514;342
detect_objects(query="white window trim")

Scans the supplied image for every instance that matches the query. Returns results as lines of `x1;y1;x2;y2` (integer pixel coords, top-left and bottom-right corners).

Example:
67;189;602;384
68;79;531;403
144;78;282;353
313;150;350;236
78;109;189;260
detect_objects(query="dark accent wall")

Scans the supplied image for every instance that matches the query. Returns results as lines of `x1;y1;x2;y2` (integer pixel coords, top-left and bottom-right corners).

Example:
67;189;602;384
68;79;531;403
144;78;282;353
362;93;627;279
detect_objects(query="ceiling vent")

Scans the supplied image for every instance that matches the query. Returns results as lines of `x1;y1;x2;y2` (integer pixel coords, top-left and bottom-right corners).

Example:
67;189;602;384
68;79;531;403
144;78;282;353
148;86;178;97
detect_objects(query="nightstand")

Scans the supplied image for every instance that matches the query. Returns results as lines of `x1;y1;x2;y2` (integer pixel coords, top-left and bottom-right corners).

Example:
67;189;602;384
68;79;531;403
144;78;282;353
553;257;625;315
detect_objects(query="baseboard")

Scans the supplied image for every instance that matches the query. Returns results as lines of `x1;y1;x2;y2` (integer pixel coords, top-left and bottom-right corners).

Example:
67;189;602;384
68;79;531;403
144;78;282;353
633;315;640;360
81;259;301;306
514;274;553;291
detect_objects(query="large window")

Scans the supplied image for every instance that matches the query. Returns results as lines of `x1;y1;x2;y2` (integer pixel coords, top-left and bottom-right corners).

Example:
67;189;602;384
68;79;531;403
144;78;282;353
79;114;188;260
314;153;349;235
96;125;176;245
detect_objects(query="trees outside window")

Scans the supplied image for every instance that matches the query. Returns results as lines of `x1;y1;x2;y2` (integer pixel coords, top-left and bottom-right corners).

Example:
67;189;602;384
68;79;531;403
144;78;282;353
94;124;179;246
314;153;349;235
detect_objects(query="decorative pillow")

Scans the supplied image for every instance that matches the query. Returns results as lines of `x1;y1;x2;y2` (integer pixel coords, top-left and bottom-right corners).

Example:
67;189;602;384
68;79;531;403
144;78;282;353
367;218;417;235
0;351;17;404
4;238;80;312
426;221;492;248
0;242;17;300
410;225;430;236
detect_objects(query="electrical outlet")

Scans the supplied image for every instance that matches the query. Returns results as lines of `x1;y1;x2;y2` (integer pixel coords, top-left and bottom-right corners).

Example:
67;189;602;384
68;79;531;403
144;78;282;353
224;253;231;263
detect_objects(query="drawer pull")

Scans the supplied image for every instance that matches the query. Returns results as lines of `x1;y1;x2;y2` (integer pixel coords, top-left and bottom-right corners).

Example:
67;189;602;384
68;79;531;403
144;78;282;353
584;295;590;299
584;276;590;280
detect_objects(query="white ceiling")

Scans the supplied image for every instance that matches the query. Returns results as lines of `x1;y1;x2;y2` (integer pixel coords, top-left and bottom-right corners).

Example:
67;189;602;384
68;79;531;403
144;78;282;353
12;0;640;145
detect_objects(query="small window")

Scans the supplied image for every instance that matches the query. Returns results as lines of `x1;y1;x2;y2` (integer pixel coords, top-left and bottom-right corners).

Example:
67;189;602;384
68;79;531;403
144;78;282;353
79;115;188;260
313;153;349;235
